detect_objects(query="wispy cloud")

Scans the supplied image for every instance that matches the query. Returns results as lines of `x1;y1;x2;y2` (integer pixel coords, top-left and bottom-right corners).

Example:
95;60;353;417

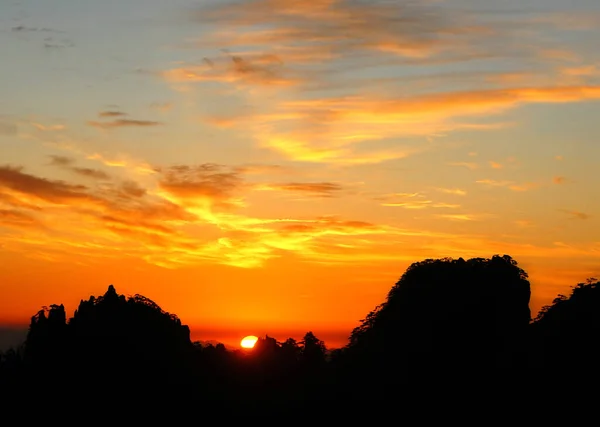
48;155;111;180
375;192;460;209
256;182;343;198
448;162;479;170
98;111;127;118
476;179;540;192
435;187;467;196
560;209;591;220
87;119;162;129
434;213;488;222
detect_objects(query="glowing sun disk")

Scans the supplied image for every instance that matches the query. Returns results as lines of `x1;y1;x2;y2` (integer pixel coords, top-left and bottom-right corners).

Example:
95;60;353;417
241;335;258;349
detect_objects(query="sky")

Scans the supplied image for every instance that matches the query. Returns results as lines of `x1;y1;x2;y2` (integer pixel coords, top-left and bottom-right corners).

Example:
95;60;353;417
1;0;600;349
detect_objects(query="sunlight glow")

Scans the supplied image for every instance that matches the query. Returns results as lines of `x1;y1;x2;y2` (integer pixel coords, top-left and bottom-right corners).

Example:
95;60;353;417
240;335;259;349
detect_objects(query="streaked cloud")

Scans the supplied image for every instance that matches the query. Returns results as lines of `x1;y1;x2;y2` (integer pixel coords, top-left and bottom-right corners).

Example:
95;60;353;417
435;213;489;222
448;162;479;170
476;179;540;192
560;209;591;220
256;182;343;198
48;155;111;180
435;187;467;196
87;119;162;130
98;111;127;118
375;192;460;210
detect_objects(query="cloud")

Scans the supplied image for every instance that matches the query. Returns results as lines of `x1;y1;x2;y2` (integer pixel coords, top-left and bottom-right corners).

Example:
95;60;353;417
476;179;540;192
448;162;479;170
209;85;600;164
553;176;566;184
375;192;460;209
0;165;92;204
71;167;111;180
0;121;17;136
163;53;301;87
31;123;66;131
489;161;503;169
560;210;590;220
48;155;74;167
434;213;487;222
157;164;244;209
48;155;111;180
257;182;343;197
435;187;467;196
150;103;173;112
98;111;127;117
191;0;488;64
164;0;600;165
234;164;289;175
87;119;162;129
0;209;40;229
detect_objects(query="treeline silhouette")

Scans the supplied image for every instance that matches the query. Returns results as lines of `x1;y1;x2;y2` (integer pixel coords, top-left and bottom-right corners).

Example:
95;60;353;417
1;254;599;409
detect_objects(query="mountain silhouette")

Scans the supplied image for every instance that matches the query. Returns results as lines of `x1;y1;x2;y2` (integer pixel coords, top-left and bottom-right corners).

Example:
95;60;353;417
1;255;599;412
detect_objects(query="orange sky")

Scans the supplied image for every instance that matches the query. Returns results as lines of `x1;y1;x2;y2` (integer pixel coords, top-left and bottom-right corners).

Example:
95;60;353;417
1;0;600;349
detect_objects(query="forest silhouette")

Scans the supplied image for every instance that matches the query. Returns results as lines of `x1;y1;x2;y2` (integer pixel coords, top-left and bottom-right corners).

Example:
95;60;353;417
1;254;599;410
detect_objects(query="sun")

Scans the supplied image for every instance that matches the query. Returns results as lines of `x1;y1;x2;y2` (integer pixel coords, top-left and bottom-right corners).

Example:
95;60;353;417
240;335;258;349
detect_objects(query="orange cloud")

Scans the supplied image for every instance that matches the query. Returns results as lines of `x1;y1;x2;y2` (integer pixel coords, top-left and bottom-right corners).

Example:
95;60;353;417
476;179;540;192
191;0;479;63
163;53;301;87
201;85;600;164
156;164;244;210
553;176;566;184
435;188;467;196
257;182;343;197
0;209;41;229
375;192;460;210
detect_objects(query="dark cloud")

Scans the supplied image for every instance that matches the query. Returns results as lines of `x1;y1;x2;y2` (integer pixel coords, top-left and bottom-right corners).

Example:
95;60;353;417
120;181;147;198
71;167;111;180
87;119;162;129
11;26;60;33
0;165;90;203
158;164;243;205
48;155;110;180
0;165;197;238
560;209;590;220
48;155;74;167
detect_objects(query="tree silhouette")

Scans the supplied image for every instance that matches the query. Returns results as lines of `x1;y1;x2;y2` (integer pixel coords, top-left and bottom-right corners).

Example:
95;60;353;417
529;278;600;376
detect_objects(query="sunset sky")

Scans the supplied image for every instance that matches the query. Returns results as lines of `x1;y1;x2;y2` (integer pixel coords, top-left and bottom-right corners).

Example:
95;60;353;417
1;0;600;349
